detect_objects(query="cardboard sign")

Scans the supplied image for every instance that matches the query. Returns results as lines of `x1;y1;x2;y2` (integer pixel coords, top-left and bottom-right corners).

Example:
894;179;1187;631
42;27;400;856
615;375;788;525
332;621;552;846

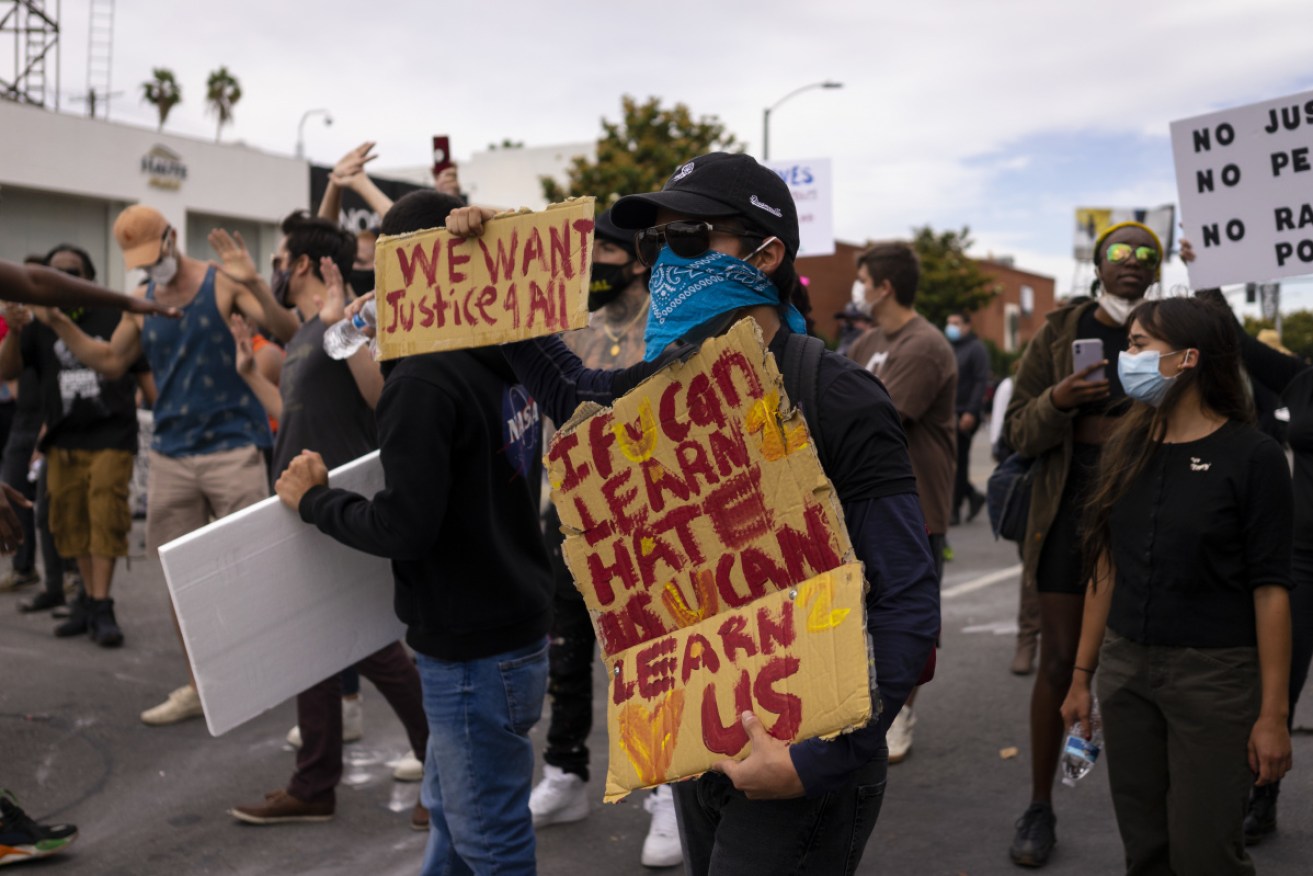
602;564;871;802
1073;206;1175;262
764;158;835;257
548;318;869;797
159;452;404;737
373;198;595;359
1171;89;1313;287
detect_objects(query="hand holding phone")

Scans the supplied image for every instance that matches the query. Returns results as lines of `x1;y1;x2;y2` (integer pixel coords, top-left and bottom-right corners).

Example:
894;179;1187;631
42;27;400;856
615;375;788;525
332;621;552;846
1052;338;1111;411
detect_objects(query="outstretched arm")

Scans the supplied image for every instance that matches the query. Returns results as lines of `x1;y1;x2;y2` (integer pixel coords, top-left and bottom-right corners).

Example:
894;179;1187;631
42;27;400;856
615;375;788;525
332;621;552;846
43;308;142;379
0;260;178;316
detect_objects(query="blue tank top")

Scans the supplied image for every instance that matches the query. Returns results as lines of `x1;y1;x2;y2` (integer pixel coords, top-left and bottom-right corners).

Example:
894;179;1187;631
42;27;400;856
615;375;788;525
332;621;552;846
144;266;272;457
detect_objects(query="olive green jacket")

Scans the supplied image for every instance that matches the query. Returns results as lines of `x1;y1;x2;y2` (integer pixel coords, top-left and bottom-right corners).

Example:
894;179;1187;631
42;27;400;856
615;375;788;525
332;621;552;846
1004;301;1098;589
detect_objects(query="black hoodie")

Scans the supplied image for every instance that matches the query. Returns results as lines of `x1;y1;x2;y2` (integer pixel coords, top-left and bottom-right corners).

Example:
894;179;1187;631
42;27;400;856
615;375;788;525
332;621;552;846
298;347;551;660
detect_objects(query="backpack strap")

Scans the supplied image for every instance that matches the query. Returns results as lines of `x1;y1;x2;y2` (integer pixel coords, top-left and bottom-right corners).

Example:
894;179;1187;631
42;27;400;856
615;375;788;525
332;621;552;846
781;332;829;473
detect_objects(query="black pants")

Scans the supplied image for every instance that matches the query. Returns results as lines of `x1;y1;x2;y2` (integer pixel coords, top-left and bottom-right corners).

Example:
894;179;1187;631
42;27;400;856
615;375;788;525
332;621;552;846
953;421;983;514
1;421;38;574
674;751;887;876
542;505;596;781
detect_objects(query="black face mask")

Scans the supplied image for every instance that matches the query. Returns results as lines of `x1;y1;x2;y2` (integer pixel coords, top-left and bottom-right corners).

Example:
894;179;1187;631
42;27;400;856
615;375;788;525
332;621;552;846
349;268;376;296
271;269;292;308
588;260;634;311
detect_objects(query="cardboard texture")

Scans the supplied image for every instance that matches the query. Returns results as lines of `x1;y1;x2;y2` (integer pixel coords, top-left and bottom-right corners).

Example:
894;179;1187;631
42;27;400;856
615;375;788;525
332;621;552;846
602;564;872;802
373;197;595;359
547;319;870;799
159;451;403;737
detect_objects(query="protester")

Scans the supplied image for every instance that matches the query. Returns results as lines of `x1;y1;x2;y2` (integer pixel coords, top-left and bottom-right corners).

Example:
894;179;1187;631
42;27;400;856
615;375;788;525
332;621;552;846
40;205;295;725
526;209;680;866
0;261;44;597
834;301;872;356
846;242;956;765
447;151;939;874
277;189;552;875
1003;221;1161;867
0;245;145;645
947;310;989;525
318;141;396;233
989;362;1039;676
0;789;77;866
227;212;429;830
1062;295;1293;875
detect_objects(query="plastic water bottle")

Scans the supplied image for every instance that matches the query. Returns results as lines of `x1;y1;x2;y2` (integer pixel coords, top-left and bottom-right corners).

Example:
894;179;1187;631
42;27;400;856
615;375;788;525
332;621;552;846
323;299;377;360
1060;697;1103;787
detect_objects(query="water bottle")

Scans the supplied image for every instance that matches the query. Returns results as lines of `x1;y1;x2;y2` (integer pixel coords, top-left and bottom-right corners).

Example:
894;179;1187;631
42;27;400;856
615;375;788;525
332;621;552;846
323;299;377;360
1060;697;1103;787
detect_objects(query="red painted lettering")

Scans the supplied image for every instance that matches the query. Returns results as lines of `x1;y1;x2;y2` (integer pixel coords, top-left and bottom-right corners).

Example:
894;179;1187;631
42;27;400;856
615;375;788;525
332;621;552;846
446;237;470;283
395;238;441;288
704;466;773;550
740;546;787;599
477;230;518;283
521;227;548;276
717;614;757;661
601;467;644;534
572;218;595;276
585;538;637;607
711;349;763;407
755;656;802;740
549;220;575;279
546;431;590;491
756;600;795;654
701;671;752;755
527;280;553;328
612;656;636;704
707;427;749;477
474;285;498;325
687;373;726;430
640;458;690;513
502;282;520;330
777;502;843;582
636;637;677;698
417;295;435;328
674;440;718;495
680;633;721;684
659;381;690;442
589;413;618;480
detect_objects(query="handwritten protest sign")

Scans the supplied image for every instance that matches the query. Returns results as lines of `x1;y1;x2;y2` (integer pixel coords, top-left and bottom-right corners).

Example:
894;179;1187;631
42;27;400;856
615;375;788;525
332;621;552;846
548;318;871;798
373;197;595;359
1171;89;1313;287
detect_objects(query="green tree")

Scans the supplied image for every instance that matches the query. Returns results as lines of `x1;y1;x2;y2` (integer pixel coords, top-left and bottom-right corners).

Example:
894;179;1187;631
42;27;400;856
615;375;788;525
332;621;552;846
141;68;182;131
541;96;739;209
205;66;242;142
488;138;524;151
1243;311;1313;362
909;225;999;329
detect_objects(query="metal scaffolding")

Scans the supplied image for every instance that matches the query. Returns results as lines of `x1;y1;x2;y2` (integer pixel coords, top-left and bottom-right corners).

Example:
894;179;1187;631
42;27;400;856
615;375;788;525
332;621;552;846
0;0;61;109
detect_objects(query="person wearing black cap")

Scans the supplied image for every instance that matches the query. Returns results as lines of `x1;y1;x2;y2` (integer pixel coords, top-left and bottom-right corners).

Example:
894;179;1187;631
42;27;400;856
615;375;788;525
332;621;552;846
447;152;940;873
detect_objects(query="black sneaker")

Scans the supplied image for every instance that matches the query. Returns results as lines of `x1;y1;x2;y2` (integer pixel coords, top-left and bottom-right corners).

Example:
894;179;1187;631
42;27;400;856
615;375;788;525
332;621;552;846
0;790;78;865
1010;802;1056;867
88;598;124;648
19;590;65;613
54;594;90;638
1244;784;1278;845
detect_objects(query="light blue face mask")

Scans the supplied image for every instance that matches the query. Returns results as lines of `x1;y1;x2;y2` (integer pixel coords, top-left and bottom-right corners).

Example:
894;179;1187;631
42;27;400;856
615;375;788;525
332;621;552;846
643;245;807;362
945;324;962;342
1118;348;1185;407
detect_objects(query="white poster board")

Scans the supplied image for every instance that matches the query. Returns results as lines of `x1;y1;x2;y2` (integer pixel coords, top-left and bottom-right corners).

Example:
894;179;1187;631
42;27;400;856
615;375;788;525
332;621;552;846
159;451;403;737
765;158;835;257
1171;89;1313;288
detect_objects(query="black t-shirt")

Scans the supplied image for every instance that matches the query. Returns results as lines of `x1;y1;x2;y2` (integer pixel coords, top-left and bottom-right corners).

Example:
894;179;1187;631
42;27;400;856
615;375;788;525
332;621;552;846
271;316;377;476
1282;368;1313;552
1075;306;1129;417
23;308;144;453
1107;421;1292;648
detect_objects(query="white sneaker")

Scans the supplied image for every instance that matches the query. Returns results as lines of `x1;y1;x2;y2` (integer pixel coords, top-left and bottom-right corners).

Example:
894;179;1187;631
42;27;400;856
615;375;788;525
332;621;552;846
141;685;203;726
529;765;589;827
641;785;683;868
287;695;364;748
393;749;424;782
887;706;916;764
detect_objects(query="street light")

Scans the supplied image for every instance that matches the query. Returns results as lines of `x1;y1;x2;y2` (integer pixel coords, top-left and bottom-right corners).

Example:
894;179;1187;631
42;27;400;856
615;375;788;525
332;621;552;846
296;108;333;160
762;81;842;161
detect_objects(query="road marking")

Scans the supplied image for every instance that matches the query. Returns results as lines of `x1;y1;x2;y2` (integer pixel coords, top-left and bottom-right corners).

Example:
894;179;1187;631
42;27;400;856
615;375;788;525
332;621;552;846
942;564;1022;600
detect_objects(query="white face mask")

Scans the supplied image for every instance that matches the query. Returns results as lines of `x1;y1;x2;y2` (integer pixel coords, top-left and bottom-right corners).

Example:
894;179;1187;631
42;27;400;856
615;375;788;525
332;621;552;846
1096;291;1138;326
147;254;178;286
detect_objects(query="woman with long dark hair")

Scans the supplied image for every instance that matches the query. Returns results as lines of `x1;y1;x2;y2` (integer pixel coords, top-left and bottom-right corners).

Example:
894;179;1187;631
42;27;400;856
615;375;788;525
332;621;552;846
1003;222;1162;866
1062;296;1293;875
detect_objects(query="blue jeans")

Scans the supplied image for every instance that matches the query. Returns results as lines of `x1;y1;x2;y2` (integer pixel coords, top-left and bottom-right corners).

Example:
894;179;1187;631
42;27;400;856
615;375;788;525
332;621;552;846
417;638;549;876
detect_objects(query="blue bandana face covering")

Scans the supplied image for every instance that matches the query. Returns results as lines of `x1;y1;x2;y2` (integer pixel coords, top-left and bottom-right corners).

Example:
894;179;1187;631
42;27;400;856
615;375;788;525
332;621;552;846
643;247;808;362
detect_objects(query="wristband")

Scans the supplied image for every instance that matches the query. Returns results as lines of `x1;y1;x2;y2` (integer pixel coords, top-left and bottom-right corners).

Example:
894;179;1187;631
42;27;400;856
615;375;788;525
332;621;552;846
1074;665;1096;675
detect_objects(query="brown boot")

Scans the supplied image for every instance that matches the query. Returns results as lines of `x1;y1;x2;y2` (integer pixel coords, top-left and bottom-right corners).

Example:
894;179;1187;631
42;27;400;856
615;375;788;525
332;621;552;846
410;801;429;832
229;789;333;825
1011;635;1038;675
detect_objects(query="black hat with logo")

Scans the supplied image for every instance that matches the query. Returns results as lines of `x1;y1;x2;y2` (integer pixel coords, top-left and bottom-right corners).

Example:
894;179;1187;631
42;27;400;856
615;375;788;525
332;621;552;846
611;152;799;258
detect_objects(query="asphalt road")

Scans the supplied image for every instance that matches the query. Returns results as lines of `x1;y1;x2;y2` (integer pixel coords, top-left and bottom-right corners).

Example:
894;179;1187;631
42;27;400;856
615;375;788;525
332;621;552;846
4;437;1310;875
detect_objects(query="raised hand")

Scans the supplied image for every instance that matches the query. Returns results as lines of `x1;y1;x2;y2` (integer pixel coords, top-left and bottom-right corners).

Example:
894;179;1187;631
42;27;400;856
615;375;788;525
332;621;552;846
230;313;256;376
331;141;378;187
209;229;260;286
317;257;347;327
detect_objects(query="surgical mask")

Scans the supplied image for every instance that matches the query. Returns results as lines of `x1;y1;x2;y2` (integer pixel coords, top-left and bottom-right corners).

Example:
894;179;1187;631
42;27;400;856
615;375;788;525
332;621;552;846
1097;291;1140;326
588;261;633;311
271;268;292;307
147;254;177;286
945;324;963;342
644;244;806;363
348;269;375;296
1118;349;1185;407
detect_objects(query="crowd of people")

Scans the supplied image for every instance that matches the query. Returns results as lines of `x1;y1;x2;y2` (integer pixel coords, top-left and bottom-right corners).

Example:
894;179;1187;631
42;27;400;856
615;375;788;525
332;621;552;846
0;137;1306;876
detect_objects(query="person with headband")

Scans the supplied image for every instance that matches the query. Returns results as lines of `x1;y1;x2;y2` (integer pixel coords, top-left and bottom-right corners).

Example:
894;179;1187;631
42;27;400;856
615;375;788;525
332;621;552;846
1003;220;1162;867
1062;296;1292;874
446;152;939;874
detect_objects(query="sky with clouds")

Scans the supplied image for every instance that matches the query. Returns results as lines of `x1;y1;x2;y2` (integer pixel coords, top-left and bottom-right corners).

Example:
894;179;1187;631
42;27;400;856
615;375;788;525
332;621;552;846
20;0;1313;306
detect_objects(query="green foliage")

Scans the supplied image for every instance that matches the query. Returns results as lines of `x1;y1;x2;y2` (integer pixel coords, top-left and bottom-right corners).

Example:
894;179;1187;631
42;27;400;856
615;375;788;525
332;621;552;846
983;337;1025;381
141;68;181;131
541;96;739;211
909;226;999;330
488;139;524;150
1243;311;1313;362
205;66;242;142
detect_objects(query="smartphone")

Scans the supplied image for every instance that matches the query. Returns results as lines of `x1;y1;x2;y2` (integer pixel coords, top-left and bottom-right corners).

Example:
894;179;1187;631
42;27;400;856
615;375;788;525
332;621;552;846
1072;338;1105;382
432;135;453;176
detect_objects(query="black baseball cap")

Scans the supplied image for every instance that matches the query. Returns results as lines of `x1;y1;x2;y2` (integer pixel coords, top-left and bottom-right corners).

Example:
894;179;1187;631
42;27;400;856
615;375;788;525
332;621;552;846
593;209;636;259
611;152;800;258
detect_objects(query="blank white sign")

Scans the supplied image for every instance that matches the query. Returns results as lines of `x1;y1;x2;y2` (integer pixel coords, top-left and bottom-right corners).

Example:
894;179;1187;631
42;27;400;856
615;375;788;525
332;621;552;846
159;451;404;736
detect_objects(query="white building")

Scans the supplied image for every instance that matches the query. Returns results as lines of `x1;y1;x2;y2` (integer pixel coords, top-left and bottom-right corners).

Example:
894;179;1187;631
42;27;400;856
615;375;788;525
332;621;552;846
381;141;595;213
0;101;307;292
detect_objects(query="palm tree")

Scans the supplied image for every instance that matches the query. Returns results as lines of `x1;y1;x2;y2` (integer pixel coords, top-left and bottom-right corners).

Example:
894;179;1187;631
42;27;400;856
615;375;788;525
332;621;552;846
141;68;182;131
205;66;242;142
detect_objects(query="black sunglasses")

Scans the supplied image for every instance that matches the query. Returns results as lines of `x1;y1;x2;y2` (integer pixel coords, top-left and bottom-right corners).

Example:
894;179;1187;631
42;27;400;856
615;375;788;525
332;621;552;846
633;220;763;267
